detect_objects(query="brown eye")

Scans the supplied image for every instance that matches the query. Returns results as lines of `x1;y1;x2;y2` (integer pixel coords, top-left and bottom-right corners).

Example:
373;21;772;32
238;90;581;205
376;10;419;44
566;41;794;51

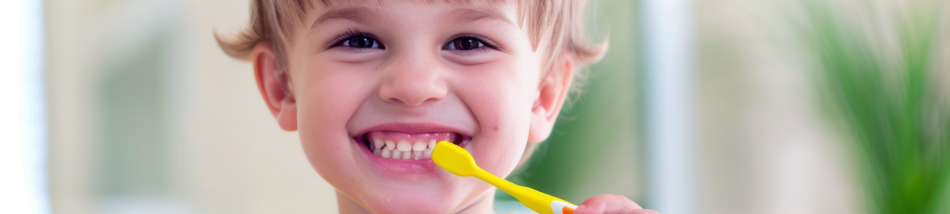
342;36;380;49
444;37;485;50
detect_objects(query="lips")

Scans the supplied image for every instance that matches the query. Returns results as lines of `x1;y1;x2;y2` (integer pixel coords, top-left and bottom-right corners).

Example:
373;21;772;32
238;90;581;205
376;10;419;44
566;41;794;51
360;131;461;160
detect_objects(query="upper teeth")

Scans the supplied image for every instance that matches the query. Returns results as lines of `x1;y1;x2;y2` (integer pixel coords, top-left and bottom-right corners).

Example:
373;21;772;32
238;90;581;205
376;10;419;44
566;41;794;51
397;141;412;152
412;142;427;151
375;140;435;160
365;132;458;160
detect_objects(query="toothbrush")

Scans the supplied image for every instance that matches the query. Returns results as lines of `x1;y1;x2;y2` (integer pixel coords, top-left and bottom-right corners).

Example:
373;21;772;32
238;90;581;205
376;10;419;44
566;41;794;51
431;141;577;214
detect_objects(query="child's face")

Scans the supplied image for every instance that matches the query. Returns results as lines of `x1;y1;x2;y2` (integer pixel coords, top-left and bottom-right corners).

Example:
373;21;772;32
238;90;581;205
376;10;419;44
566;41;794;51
277;1;562;213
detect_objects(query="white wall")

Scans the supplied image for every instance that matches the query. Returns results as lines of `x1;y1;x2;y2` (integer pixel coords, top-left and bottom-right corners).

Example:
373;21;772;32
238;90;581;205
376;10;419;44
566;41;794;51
45;0;337;213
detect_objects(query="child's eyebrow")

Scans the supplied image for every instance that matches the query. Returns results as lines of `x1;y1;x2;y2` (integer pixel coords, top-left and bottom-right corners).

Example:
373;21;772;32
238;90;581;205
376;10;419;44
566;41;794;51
441;8;514;26
309;6;514;33
310;7;382;31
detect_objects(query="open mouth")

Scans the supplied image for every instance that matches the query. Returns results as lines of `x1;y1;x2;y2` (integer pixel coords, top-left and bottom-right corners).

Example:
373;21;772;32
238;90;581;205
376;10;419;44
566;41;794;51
356;132;465;160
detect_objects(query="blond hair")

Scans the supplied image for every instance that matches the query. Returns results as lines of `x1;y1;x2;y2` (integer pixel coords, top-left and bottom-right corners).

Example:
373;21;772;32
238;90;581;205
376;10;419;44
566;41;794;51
215;0;606;80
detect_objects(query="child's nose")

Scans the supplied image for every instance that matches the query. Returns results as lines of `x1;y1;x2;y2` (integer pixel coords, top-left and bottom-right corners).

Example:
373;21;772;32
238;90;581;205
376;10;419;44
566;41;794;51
377;54;448;107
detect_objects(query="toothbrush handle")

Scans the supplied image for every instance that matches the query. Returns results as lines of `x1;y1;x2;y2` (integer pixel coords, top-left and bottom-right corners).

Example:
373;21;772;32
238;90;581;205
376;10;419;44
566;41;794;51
474;169;576;214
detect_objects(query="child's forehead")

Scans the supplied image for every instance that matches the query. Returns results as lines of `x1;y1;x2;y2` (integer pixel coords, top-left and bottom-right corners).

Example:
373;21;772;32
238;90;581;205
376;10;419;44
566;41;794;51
315;0;512;8
307;0;522;30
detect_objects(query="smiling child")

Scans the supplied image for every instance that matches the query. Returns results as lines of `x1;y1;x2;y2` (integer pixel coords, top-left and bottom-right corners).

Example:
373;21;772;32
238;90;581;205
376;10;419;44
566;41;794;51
216;0;658;213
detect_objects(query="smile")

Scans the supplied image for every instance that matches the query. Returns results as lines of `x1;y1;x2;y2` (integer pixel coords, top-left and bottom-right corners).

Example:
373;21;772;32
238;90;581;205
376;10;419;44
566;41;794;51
359;131;464;160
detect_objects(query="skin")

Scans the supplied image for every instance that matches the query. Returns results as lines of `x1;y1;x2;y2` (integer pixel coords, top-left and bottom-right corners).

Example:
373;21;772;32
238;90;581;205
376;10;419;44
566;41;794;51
250;1;660;213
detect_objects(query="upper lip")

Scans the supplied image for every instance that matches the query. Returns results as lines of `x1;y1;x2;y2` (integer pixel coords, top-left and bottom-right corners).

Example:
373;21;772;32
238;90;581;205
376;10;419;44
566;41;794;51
352;123;473;138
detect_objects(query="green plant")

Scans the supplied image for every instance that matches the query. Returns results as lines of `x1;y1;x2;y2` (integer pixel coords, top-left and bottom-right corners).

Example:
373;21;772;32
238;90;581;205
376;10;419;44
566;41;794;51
799;1;950;213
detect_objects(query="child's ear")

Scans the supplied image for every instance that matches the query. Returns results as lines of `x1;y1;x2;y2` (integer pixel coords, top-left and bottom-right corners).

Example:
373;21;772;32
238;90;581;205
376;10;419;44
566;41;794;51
252;42;297;131
527;57;574;143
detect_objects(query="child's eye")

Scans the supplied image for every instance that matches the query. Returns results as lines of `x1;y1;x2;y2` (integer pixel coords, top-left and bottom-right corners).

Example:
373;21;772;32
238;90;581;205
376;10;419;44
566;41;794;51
328;30;384;50
340;36;381;49
443;36;495;51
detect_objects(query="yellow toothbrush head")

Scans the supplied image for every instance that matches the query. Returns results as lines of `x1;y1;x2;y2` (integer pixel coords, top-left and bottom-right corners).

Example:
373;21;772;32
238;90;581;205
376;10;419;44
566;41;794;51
431;141;479;177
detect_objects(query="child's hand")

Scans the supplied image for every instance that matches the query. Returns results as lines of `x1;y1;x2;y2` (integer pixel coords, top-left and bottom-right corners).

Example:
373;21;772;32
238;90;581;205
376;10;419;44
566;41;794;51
572;194;661;214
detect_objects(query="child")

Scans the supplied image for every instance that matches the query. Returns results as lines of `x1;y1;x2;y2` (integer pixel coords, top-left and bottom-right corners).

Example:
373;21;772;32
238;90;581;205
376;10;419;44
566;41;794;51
216;0;659;213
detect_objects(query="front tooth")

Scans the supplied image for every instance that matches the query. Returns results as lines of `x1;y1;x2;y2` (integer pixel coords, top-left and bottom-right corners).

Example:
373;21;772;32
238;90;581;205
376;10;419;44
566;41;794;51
385;141;395;150
428;140;436;149
373;139;384;150
402;151;412;159
412;141;427;151
413;151;423;158
381;149;391;158
397;141;412;152
392;150;401;159
423;148;432;158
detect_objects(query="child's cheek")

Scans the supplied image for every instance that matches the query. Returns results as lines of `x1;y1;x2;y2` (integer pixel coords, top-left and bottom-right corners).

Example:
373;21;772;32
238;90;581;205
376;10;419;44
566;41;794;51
294;63;377;188
459;60;539;179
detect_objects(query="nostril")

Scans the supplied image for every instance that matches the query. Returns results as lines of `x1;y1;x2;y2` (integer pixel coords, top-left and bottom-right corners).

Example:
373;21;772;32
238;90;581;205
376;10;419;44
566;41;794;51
387;96;440;107
422;97;441;104
388;98;405;105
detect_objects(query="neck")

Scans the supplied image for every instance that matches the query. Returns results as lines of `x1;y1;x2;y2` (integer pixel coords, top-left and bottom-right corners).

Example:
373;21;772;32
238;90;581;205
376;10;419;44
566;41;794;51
336;189;497;214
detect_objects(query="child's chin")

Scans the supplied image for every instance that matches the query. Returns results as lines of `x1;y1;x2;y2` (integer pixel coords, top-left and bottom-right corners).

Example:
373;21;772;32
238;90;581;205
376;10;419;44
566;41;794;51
361;188;460;214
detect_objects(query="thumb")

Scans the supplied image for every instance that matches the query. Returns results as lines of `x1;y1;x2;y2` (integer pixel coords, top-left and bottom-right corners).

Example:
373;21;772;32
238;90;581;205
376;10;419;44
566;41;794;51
573;194;641;214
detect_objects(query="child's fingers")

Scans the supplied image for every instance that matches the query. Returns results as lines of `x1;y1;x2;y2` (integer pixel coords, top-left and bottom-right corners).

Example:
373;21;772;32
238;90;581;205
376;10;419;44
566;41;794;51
628;209;661;214
573;194;657;214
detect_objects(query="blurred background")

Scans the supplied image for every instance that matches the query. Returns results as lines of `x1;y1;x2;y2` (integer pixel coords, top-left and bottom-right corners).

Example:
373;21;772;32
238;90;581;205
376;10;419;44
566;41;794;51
2;0;947;213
